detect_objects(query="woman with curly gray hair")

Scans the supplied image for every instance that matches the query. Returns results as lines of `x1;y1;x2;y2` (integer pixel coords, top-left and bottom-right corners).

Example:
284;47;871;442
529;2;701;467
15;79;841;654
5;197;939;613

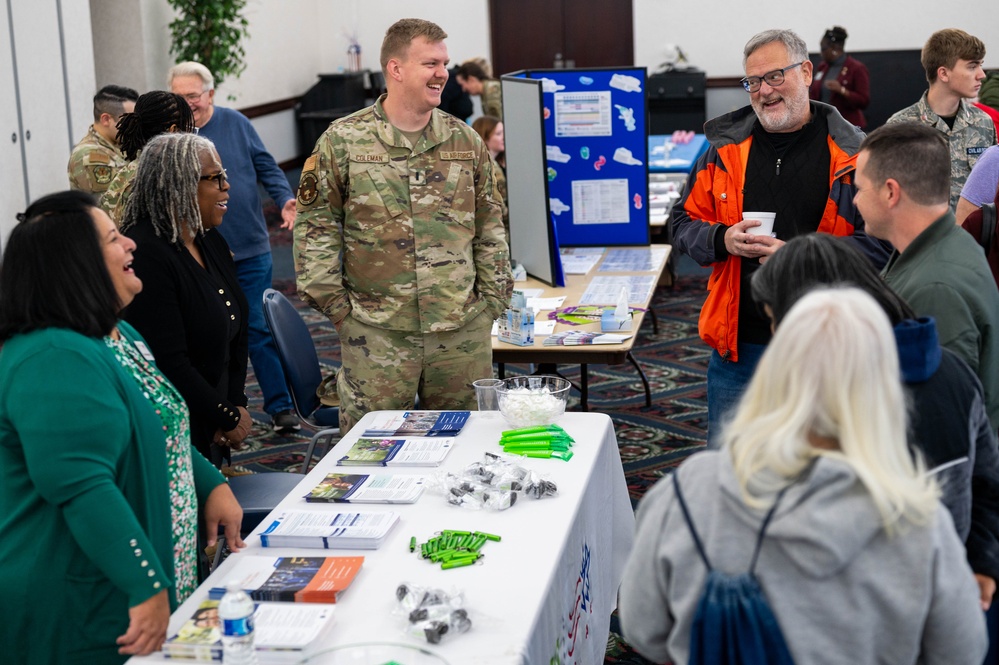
122;132;251;470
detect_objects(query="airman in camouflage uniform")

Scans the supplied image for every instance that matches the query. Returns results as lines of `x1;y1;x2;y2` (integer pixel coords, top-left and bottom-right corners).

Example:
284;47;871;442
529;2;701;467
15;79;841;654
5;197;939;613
886;29;997;210
99;159;137;226
67;85;137;195
295;19;512;432
67;126;126;195
887;93;996;209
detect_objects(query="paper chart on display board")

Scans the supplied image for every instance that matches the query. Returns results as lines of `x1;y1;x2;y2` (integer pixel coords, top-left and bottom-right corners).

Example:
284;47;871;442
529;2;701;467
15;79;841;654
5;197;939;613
570;179;630;225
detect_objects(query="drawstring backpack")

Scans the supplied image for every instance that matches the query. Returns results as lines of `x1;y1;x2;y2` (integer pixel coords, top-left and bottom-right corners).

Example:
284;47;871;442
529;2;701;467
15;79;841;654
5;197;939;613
671;472;795;665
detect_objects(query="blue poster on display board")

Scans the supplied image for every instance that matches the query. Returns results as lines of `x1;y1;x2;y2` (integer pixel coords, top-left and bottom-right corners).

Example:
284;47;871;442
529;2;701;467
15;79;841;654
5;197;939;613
517;67;650;247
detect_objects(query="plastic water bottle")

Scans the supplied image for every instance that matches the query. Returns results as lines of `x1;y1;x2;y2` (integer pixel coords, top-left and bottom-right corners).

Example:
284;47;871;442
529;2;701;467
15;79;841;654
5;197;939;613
218;581;259;664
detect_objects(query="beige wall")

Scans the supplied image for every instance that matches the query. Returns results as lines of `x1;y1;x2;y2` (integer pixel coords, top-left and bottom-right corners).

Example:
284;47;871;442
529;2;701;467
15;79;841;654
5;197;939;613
633;0;999;77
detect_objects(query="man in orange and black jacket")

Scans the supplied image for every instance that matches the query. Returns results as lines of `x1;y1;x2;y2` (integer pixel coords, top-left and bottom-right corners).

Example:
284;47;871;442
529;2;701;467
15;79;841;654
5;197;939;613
671;28;890;447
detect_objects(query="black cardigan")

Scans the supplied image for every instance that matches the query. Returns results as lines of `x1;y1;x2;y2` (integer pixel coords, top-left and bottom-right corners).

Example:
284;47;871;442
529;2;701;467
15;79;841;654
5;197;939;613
123;221;249;467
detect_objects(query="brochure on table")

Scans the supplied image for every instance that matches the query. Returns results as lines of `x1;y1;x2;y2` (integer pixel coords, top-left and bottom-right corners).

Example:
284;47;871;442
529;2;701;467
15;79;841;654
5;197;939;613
306;473;427;503
209;555;364;603
163;598;336;661
260;510;400;550
509;67;650;247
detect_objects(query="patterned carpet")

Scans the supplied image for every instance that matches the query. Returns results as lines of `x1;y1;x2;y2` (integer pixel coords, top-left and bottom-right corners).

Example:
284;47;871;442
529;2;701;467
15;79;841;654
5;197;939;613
231;268;711;664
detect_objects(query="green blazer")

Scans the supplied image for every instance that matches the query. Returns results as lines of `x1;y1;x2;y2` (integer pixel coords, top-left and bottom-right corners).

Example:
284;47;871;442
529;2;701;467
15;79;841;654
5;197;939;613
0;323;225;664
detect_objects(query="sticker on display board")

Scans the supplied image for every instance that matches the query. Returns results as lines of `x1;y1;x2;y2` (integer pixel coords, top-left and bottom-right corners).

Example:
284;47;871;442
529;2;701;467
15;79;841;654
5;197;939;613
634;193;643;210
609;73;642;93
547;167;557;181
539;78;566;93
593;155;606;171
613;147;643;166
544;107;551;119
614;105;636;131
550;198;571;215
547;145;572;163
579;76;594;85
580;146;590;159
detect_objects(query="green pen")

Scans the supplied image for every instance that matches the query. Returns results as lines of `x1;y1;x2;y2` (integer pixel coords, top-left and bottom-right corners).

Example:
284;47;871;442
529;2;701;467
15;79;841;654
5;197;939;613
501;425;552;437
409;536;416;553
519;449;575;460
500;429;571;441
502;441;571;452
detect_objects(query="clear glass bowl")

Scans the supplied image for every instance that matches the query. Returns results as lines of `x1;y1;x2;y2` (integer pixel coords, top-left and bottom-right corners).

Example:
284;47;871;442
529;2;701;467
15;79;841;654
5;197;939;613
295;642;449;664
495;375;570;428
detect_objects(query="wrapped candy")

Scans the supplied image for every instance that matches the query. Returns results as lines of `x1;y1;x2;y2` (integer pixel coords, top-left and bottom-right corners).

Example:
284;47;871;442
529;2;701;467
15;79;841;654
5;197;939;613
394;583;472;644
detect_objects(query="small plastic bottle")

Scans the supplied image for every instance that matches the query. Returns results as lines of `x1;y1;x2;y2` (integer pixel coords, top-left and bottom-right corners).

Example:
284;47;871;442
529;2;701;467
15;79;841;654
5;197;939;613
218;581;259;664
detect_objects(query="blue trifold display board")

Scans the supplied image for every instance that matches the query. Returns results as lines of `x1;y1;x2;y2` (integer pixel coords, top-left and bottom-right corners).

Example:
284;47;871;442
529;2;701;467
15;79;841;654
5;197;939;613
514;67;650;247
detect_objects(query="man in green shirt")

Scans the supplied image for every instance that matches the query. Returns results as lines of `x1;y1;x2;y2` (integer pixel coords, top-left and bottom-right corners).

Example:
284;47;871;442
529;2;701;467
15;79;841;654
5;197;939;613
855;121;999;429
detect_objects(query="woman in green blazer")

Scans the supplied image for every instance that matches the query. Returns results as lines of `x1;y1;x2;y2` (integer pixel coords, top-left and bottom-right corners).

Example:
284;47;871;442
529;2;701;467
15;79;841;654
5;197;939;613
0;191;244;664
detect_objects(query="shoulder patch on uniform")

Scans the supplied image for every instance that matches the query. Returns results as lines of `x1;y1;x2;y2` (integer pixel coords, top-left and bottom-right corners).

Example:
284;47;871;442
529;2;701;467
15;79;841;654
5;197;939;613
92;165;113;184
88;152;111;165
350;153;390;163
303;154;318;172
298;172;319;206
440;151;475;160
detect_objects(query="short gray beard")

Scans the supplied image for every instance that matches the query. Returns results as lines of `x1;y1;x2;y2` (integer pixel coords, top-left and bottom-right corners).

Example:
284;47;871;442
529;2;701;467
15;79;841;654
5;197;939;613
752;88;809;132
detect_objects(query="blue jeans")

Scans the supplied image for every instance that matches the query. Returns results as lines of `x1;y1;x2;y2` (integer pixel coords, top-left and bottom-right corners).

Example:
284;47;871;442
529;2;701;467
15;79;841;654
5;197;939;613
706;343;767;449
235;252;293;416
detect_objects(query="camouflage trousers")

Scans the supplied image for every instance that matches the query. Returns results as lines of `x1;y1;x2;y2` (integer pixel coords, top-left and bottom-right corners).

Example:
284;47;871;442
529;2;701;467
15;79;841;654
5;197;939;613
336;309;494;432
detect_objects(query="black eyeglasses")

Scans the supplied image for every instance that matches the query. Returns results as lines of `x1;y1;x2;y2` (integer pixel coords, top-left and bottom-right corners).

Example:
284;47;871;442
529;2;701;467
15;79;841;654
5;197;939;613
200;169;228;190
740;62;804;93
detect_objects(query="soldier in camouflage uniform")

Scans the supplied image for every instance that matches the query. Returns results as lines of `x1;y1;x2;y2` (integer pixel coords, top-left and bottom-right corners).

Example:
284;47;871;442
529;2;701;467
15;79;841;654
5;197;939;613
295;18;513;432
456;61;504;120
100;160;137;226
887;29;996;210
67;85;138;195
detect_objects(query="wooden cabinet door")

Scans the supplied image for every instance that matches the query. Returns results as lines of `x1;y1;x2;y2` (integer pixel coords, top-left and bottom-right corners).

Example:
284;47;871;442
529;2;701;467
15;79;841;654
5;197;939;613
489;0;633;76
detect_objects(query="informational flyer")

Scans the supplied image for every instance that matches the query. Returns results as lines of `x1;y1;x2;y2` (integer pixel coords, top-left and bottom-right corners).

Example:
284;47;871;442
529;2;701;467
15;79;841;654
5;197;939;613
571;179;630;225
554;90;612;137
579;275;657;305
559;248;605;274
598;248;669;272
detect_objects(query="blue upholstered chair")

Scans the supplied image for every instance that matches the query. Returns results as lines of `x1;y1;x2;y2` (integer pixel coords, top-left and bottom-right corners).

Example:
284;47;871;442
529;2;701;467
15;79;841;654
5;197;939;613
261;288;340;430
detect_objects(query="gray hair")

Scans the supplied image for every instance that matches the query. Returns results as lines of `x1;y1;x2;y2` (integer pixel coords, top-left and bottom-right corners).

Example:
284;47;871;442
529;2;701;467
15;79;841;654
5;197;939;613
168;61;215;91
120;133;221;246
743;29;808;67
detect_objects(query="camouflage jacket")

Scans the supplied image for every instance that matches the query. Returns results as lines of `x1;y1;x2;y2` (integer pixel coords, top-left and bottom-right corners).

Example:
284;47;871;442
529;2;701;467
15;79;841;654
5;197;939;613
100;159;138;226
481;80;503;119
294;94;512;333
887;93;998;209
67;126;125;194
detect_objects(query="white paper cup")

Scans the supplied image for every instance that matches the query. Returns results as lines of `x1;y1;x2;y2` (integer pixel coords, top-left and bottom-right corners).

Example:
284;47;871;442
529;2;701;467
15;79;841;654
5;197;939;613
743;211;776;236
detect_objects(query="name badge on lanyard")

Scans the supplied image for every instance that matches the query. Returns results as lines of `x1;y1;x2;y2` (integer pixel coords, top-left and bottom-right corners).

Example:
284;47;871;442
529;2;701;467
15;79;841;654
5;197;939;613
133;340;156;363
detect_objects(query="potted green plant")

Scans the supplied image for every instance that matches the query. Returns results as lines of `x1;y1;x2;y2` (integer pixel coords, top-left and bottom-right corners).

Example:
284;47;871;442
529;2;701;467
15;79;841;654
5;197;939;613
167;0;250;90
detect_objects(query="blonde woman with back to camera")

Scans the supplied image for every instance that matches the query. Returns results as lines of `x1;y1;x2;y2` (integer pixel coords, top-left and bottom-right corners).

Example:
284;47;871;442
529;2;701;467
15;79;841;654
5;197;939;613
619;287;987;664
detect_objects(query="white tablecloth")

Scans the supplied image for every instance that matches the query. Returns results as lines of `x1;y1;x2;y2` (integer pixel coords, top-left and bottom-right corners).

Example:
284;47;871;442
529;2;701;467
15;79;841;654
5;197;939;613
129;411;635;665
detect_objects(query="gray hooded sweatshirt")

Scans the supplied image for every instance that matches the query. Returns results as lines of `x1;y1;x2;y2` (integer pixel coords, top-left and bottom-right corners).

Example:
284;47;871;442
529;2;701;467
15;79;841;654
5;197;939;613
619;451;986;664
